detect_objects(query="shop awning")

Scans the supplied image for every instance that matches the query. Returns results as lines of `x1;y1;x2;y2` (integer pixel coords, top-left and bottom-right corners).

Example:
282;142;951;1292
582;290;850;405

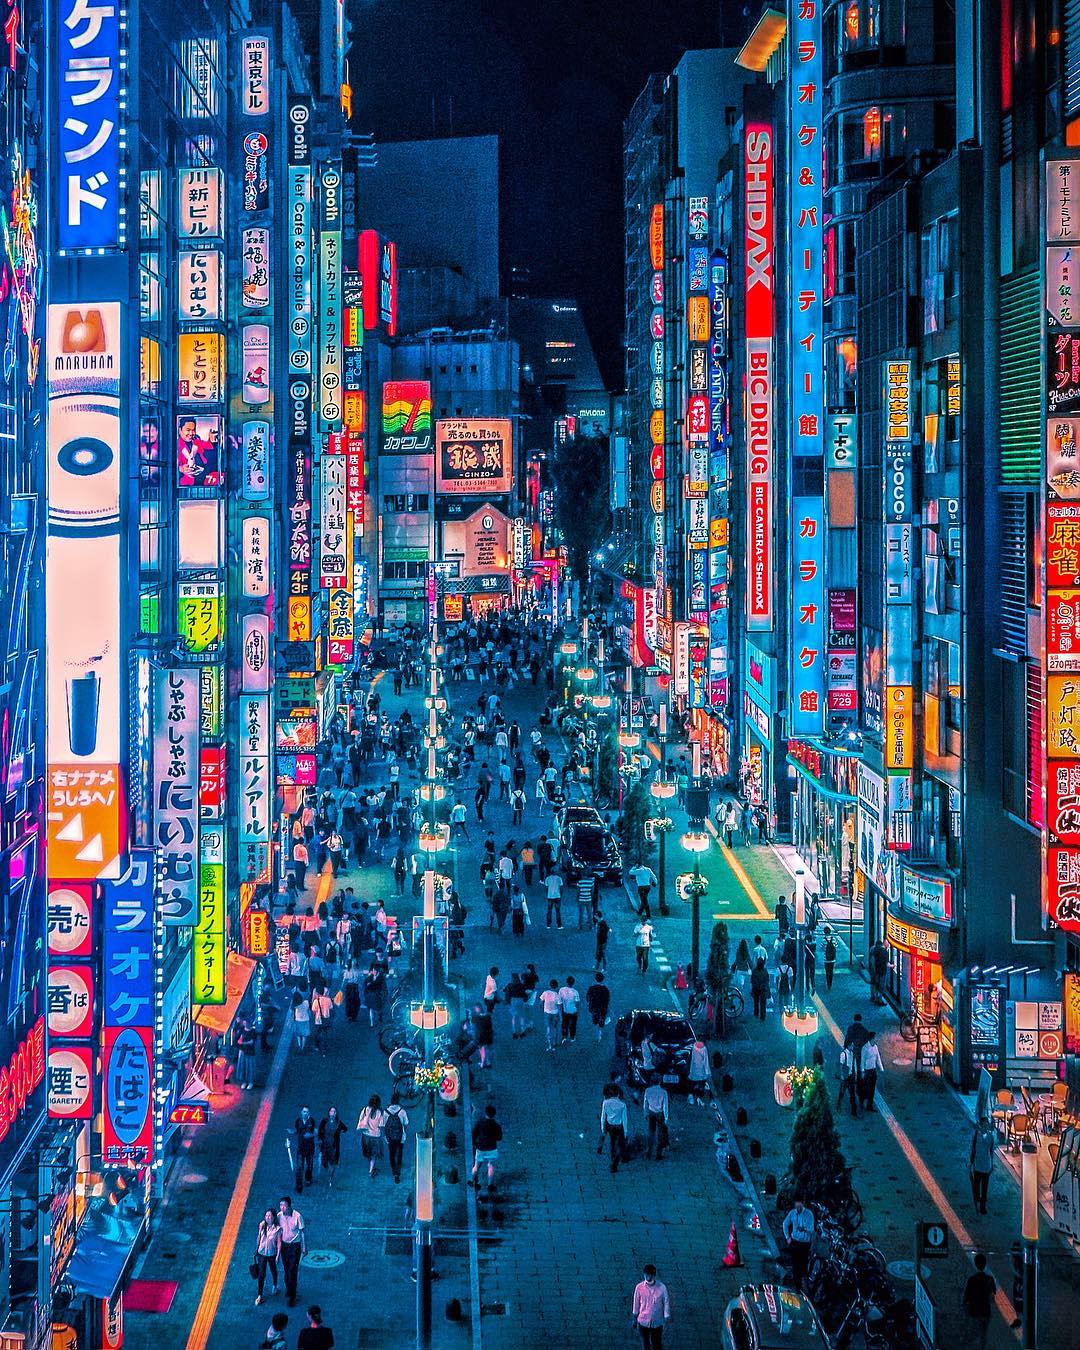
64;1201;144;1301
785;753;857;805
193;952;255;1036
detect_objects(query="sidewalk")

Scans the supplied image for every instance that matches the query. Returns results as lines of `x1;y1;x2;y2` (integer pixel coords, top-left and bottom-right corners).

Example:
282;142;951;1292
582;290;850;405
645;786;1078;1346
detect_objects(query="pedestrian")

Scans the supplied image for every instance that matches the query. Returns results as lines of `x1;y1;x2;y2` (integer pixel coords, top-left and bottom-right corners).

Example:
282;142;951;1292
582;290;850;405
782;1196;815;1289
505;971;529;1038
868;938;889;1004
317;1106;347;1187
594;912;610;972
823;925;837;991
643;1076;669;1160
837;1043;859;1117
472;1001;494;1069
775;895;790;939
634;917;654;974
327;829;344;876
511;785;526;825
741;800;754;846
576;874;595;929
630;862;657;918
722;800;738;848
450;799;469;841
276;1197;305;1307
384;1093;409;1184
586;972;611;1041
630;1263;671;1348
342;958;361;1022
750;957;770;1020
310;986;333;1055
474;782;486;823
962;1253;997;1349
363;963;386;1027
253;1207;281;1305
599;1082;628;1172
483;966;500;1013
544;869;564;928
292;992;310;1053
470;1103;503;1192
235;1019;257;1090
356;1094;387;1176
296;1304;335;1350
537;834;554;880
293;1107;316;1191
858;1029;883;1110
510;885;529;936
970;1119;996;1214
731;939;753;996
261;1310;289;1349
291;840;309;892
559;975;580;1042
520;840;535;885
541;978;562;1050
687;1038;711;1105
392;846;407;896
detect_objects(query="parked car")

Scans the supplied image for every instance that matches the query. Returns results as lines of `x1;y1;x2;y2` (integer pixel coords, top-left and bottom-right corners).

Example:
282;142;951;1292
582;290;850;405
562;821;622;884
613;1009;696;1091
722;1285;831;1349
554;802;603;842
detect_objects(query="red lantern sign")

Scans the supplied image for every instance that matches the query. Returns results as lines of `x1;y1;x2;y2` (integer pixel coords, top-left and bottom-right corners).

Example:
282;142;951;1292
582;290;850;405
243;907;271;957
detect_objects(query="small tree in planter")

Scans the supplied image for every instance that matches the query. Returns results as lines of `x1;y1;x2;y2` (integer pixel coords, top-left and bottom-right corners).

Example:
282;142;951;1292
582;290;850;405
621;782;651;865
596;730;619;800
704;921;731;1037
777;1070;856;1221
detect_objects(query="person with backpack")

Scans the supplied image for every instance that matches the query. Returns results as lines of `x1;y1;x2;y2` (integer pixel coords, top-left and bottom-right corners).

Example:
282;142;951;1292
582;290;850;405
384;1092;409;1184
823;925;837;991
837;1043;859;1117
310;986;333;1055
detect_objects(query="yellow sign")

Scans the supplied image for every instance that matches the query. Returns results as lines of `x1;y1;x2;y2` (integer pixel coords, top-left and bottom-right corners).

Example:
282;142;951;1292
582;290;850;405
885;359;912;441
1048;674;1080;758
710;517;729;548
886;912;941;960
178;582;223;655
288;595;312;641
884;685;913;769
650;481;665;514
650;410;665;445
687;296;710;343
177;331;224;404
194;861;226;1005
444;594;464;623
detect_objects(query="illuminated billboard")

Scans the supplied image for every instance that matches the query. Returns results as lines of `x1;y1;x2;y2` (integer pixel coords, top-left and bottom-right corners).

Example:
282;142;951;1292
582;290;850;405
58;0;124;250
436;419;513;496
178;331;224;403
176;413;222;488
153;669;200;925
744;123;774;632
382;381;433;454
46;303;124;879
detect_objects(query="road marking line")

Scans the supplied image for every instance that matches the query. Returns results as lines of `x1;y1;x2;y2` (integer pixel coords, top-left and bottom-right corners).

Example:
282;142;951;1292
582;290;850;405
704;820;771;920
185;1018;295;1350
813;996;1019;1332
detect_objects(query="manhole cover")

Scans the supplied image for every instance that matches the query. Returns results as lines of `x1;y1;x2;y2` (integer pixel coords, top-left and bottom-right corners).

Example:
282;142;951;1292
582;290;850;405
180;1172;208;1185
888;1260;930;1283
892;1057;914;1067
302;1248;346;1269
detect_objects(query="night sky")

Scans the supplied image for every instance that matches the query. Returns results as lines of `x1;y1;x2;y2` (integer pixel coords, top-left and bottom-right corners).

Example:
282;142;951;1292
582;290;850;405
353;0;741;388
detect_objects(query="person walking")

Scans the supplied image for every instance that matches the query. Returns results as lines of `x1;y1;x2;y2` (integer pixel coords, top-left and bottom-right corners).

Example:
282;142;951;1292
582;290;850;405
544;869;564;929
559;975;580;1043
540;979;562;1050
510;885;529;936
962;1253;997;1349
586;972;611;1042
483;966;500;1014
356;1094;387;1176
731;939;753;997
868;938;889;1004
296;1305;335;1350
292;992;311;1053
276;1197;305;1307
317;1107;347;1188
253;1207;281;1305
310;986;333;1055
836;1043;859;1117
782;1197;815;1289
520;840;535;885
630;862;657;918
594;912;610;973
537;834;554;880
823;925;837;991
505;971;528;1038
470;1103;503;1192
262;1310;290;1348
392;846;407;896
858;1029;883;1110
471;1001;494;1069
293;1108;316;1192
291;840;309;892
576;874;595;929
342;958;361;1022
634;917;654;974
599;1083;628;1172
687;1038;711;1105
384;1093;409;1184
235;1019;257;1089
630;1264;671;1348
721;800;738;848
750;957;770;1021
970;1120;996;1214
643;1077;669;1161
775;895;791;940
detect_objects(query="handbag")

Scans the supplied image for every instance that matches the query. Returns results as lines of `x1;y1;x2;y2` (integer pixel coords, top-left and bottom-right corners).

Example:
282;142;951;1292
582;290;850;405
249;1257;260;1280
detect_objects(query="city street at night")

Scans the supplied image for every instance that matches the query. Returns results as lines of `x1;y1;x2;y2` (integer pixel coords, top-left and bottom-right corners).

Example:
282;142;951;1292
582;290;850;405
4;0;1080;1347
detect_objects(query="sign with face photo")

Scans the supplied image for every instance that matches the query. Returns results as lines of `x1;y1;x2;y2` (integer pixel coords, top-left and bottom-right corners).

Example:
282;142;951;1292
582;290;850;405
176;414;222;488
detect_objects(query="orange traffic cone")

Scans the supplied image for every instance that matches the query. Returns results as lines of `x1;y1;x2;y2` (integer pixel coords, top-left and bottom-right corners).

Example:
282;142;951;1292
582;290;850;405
675;964;688;990
722;1218;743;1267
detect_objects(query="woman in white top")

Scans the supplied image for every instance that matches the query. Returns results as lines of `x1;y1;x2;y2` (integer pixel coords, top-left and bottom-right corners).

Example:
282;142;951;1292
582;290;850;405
253;1207;281;1304
291;991;310;1052
356;1093;388;1176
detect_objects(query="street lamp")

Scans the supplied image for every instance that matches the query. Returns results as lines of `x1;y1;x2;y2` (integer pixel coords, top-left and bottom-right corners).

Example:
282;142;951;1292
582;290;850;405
1021;1140;1039;1349
678;826;710;978
650;775;677;915
784;869;818;1067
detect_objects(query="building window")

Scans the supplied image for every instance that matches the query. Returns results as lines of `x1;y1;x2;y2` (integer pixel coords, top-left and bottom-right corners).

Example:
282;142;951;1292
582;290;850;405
921;215;960;335
382;494;430;513
383;561;427;580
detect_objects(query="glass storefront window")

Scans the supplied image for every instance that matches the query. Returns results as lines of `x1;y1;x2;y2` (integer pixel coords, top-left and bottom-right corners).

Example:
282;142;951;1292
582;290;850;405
833;106;906;182
827;334;858;408
825;219;857;298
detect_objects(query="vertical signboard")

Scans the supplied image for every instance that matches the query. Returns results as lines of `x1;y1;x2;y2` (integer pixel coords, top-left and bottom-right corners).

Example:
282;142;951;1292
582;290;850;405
708;251;731;706
790;499;826;735
744;124;775;631
46;303;125;879
287;100;313;376
153;668;200;924
239;695;271;883
883;359;914;849
101;853;154;1165
788;0;824;463
1045;158;1080;931
320;449;348;587
57;0;124;250
318;163;342;428
194;822;225;1004
648;203;666;665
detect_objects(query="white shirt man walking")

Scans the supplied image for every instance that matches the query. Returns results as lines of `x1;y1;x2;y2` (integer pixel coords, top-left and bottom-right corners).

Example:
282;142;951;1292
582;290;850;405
630;1263;671;1348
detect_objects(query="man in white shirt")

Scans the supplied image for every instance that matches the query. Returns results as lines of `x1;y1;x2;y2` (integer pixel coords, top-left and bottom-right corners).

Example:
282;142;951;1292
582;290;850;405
630;863;657;918
642;1079;670;1161
599;1084;628;1172
858;1030;884;1111
540;979;562;1050
544;871;563;929
277;1196;306;1306
782;1197;815;1289
630;1264;671;1345
450;800;469;841
495;727;509;762
558;976;580;1043
634;919;654;974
